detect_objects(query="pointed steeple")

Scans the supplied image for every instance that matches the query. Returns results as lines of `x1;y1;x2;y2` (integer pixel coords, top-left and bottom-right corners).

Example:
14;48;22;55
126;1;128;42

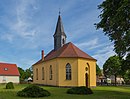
53;13;67;50
54;15;66;37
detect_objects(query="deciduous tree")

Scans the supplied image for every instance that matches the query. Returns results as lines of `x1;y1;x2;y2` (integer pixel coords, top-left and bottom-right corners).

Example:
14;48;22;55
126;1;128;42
96;0;130;58
103;55;121;86
18;67;25;81
96;64;102;76
18;67;33;82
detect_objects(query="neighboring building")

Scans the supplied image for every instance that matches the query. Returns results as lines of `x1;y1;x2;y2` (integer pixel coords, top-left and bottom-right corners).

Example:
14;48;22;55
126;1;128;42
33;14;97;87
97;70;125;85
0;62;20;83
109;75;125;85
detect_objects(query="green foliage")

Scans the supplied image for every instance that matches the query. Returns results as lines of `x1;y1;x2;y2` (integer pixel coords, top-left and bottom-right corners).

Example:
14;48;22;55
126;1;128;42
122;53;130;70
18;67;25;81
120;53;130;82
67;86;93;95
6;82;14;89
96;64;102;76
122;54;130;81
18;67;33;82
96;0;130;58
25;68;33;79
103;55;122;85
103;55;122;77
123;70;130;84
96;0;130;84
17;85;50;98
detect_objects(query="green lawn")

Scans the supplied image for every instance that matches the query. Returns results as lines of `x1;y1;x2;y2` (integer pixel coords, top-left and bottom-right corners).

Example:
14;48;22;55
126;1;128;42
0;84;130;99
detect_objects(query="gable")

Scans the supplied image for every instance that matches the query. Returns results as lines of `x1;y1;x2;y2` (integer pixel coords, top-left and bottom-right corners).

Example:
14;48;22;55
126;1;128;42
0;62;20;76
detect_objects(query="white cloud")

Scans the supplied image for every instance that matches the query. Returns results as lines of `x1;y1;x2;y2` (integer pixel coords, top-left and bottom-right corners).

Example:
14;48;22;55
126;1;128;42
92;45;116;68
75;38;98;49
12;0;38;38
88;43;111;50
0;33;14;43
75;37;115;69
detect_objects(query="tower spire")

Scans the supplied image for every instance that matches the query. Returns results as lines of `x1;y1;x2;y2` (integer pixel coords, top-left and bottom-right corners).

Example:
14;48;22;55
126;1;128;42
53;13;67;50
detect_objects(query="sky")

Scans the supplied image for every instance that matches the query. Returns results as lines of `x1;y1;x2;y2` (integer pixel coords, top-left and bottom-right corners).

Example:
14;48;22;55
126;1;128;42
0;0;116;70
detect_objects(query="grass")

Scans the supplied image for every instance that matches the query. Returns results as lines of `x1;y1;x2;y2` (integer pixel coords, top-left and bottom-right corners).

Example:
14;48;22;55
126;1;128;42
0;84;130;99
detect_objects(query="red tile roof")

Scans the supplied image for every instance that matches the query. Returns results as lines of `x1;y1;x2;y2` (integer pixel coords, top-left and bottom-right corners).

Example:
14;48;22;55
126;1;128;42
0;62;20;76
45;42;96;61
33;42;96;65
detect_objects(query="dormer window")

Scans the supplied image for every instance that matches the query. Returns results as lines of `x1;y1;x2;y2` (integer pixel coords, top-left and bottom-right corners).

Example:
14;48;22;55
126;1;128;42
4;68;8;71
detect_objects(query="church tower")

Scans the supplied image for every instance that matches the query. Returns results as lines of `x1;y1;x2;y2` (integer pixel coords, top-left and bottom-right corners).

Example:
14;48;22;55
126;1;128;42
53;13;67;50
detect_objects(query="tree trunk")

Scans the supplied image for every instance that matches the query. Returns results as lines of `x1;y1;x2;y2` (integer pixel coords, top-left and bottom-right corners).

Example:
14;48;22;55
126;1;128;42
115;74;117;86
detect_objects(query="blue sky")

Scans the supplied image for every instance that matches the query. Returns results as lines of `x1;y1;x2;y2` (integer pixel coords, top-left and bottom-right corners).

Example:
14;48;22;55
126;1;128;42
0;0;115;69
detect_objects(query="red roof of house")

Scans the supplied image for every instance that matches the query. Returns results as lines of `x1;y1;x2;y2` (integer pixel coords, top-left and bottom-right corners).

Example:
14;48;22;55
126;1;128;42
0;62;20;76
33;42;96;65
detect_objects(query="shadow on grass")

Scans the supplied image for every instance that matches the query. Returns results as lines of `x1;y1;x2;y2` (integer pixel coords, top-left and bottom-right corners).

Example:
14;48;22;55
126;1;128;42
93;90;130;99
0;87;130;99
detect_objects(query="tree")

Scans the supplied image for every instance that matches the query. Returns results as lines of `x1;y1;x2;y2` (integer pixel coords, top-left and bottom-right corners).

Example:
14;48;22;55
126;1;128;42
18;67;33;82
123;53;130;69
123;70;130;84
25;68;33;79
103;55;121;86
96;64;102;76
96;0;130;58
121;53;130;83
18;67;26;81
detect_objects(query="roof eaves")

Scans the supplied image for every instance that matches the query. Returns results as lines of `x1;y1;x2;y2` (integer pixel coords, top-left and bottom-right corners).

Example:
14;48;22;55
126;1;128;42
32;59;43;66
0;74;20;76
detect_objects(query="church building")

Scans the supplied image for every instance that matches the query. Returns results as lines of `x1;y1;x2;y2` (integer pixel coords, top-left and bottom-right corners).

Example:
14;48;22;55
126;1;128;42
32;14;96;87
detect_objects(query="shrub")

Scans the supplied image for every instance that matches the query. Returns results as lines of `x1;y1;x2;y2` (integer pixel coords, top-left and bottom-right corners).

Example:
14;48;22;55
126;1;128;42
6;82;14;89
67;86;93;95
17;85;51;98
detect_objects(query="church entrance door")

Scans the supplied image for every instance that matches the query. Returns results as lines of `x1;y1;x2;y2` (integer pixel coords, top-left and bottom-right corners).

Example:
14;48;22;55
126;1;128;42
85;73;88;87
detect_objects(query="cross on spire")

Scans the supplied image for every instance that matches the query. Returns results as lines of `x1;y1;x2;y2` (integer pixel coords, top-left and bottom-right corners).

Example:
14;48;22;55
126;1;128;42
59;8;61;15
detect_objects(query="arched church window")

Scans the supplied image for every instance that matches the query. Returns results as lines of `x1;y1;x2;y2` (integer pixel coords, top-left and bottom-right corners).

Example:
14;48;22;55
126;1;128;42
86;63;90;71
66;63;71;80
62;38;65;44
36;68;38;80
42;67;44;80
49;65;53;80
87;63;89;66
